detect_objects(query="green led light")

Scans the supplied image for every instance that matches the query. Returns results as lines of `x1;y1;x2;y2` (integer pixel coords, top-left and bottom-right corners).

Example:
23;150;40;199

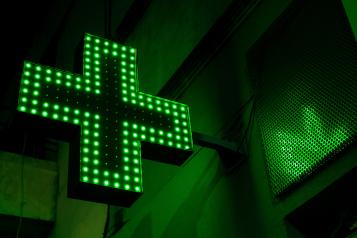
16;33;193;205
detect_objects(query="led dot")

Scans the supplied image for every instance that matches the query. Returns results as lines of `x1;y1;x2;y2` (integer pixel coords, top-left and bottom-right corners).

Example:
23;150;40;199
104;171;109;177
135;186;140;192
83;167;89;172
94;178;99;184
125;185;130;190
53;114;58;119
94;159;99;165
21;97;27;102
42;111;48;117
24;72;30;76
124;175;130;180
83;157;89;163
104;181;109;186
134;177;139;182
114;173;119;178
35;74;40;79
114;183;120;188
83;176;89;182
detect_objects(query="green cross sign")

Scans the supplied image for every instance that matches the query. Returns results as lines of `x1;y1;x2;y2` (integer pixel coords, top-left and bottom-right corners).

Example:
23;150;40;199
17;33;193;207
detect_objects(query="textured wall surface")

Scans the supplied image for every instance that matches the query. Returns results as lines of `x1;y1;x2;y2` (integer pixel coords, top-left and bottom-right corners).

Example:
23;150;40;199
0;151;57;221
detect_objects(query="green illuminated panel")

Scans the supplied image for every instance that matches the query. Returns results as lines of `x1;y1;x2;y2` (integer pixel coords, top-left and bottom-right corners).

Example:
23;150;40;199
260;106;354;195
17;33;193;200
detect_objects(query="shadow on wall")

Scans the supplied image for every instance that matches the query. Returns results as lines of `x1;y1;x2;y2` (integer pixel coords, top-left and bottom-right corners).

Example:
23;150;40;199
159;154;224;238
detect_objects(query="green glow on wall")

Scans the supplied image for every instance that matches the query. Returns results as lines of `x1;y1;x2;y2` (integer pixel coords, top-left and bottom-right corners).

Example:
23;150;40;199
17;33;193;197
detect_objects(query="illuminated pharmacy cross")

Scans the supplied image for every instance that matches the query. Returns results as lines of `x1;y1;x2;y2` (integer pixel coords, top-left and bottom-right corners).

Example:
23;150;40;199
17;33;193;201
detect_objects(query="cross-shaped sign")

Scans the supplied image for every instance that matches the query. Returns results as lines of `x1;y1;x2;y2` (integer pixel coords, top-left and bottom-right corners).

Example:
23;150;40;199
17;33;193;207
